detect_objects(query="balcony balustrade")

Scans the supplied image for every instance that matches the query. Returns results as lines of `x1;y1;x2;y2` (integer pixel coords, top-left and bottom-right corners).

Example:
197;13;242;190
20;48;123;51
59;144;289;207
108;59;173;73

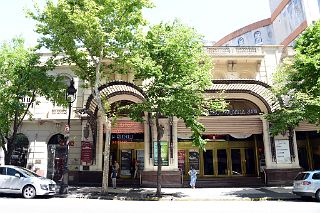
206;46;263;56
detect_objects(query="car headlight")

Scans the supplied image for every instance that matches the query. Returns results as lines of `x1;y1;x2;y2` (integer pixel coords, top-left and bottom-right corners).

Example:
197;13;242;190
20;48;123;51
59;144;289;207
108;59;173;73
40;184;49;190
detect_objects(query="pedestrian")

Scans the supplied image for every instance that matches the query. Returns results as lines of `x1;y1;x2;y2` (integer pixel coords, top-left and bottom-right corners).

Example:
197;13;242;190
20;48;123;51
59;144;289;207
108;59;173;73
114;160;120;178
130;159;135;178
111;165;117;189
188;167;197;189
134;160;139;179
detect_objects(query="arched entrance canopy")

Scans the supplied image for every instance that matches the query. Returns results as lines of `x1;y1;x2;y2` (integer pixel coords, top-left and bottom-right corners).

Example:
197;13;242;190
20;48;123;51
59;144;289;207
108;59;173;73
207;79;278;113
85;81;146;117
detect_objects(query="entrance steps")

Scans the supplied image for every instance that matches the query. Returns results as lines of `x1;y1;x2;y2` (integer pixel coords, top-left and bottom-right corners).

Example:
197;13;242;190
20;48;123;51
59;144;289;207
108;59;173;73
75;176;264;188
183;176;265;188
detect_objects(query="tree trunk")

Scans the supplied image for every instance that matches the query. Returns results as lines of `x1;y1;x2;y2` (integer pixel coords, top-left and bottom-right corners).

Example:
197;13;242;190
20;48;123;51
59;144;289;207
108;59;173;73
155;112;162;197
102;117;111;194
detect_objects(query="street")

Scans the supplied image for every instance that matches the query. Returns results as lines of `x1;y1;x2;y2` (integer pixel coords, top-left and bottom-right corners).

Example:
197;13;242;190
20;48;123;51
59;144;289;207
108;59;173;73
0;197;319;213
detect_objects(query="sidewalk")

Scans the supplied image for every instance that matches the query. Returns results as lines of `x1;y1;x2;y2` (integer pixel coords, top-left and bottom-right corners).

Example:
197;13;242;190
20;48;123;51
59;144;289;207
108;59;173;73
56;186;299;201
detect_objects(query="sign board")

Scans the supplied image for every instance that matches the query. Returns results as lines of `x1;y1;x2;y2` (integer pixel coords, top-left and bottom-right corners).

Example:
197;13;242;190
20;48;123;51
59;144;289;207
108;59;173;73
189;150;200;171
154;141;169;166
178;150;185;174
120;150;132;176
275;139;291;164
81;141;92;165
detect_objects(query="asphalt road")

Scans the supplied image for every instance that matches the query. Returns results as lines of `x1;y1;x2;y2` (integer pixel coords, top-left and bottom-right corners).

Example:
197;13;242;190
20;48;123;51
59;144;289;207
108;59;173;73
0;197;319;213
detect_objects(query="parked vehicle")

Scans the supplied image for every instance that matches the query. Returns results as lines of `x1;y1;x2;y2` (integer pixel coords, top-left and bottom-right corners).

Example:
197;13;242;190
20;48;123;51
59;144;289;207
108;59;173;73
293;170;320;201
0;165;56;199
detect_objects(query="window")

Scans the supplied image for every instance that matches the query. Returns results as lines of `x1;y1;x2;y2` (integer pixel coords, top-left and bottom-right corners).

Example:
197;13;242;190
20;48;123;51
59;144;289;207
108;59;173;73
0;167;6;175
21;96;34;108
6;168;18;176
312;172;320;180
295;172;310;180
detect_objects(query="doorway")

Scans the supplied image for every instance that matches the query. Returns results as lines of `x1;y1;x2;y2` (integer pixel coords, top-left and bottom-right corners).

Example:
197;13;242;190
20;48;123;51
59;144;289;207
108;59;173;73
201;147;256;177
47;134;67;182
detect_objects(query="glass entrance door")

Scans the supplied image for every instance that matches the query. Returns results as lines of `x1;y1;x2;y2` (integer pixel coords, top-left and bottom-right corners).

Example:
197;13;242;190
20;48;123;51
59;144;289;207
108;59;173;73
217;149;228;175
244;148;256;175
231;149;242;175
203;150;214;175
216;148;256;176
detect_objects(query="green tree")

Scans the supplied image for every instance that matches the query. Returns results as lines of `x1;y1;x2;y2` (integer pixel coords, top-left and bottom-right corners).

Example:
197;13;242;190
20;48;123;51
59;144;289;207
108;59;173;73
266;21;320;135
127;21;226;196
0;37;66;165
28;0;153;193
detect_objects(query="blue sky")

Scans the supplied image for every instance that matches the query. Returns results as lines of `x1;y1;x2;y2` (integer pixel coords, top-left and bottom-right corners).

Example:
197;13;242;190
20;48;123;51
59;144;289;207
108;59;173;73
0;0;270;47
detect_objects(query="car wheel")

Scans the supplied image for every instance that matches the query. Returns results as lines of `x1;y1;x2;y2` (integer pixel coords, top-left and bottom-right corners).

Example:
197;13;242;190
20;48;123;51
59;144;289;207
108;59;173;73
22;185;36;199
316;190;320;202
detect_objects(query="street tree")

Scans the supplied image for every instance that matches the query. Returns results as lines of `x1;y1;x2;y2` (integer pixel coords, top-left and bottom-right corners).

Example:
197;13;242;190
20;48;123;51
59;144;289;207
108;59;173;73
0;37;66;165
266;20;320;136
28;0;153;193
127;21;227;196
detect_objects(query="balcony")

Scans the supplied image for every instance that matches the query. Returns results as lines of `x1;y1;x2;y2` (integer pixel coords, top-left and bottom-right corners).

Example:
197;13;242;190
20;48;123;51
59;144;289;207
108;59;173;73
205;46;263;57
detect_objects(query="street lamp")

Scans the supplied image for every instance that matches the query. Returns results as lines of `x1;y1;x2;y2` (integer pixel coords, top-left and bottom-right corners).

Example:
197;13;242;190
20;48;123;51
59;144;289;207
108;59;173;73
60;79;77;194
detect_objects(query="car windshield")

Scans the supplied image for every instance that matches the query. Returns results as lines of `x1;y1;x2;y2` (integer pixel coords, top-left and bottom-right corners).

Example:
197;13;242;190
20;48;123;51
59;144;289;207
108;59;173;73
295;172;310;180
18;167;41;177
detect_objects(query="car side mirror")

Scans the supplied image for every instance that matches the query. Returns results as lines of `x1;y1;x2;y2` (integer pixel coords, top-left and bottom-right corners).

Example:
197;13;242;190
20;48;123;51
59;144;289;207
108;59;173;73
14;173;21;178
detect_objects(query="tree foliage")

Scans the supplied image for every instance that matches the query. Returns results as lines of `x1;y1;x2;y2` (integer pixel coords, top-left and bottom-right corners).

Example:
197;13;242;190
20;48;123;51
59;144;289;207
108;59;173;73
129;21;226;148
28;0;153;85
266;20;320;135
127;21;226;196
29;0;153;192
0;37;66;164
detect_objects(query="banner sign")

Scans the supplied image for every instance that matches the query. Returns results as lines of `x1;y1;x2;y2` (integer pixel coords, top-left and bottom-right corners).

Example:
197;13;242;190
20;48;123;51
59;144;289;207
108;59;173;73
81;141;93;165
275;139;291;164
154;141;169;166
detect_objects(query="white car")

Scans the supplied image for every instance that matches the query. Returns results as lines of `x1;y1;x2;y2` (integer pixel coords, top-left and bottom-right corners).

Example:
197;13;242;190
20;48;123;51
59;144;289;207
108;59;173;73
0;165;56;199
293;170;320;201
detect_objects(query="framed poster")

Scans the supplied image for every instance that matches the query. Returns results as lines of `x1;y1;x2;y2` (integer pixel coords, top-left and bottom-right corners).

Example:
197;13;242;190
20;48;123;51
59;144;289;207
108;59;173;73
120;150;132;176
189;150;199;171
178;150;186;175
275;139;291;164
136;150;144;170
154;141;169;166
81;141;92;165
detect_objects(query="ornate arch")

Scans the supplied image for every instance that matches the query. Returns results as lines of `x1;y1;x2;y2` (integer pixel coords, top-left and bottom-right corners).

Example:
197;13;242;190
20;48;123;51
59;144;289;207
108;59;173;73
207;79;278;113
85;81;146;116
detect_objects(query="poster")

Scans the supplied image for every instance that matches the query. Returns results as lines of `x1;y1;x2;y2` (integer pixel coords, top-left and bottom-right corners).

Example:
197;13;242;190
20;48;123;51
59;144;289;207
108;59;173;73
154;141;169;166
178;150;185;175
275;139;291;164
121;150;132;176
136;150;144;170
189;150;199;171
81;141;92;165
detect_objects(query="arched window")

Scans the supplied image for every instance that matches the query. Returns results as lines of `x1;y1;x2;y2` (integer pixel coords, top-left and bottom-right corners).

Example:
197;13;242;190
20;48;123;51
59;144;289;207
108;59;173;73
11;133;29;167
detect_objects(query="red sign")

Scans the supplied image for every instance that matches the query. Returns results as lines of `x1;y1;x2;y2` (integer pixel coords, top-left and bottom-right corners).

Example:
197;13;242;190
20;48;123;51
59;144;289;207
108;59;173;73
111;121;144;133
81;141;92;165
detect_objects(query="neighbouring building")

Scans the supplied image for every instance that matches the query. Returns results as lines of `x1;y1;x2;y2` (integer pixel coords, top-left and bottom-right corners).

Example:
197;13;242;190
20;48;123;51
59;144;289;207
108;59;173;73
1;0;320;187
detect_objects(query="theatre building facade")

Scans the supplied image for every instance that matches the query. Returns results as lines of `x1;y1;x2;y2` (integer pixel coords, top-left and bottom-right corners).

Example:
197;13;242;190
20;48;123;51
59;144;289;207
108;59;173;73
2;45;319;187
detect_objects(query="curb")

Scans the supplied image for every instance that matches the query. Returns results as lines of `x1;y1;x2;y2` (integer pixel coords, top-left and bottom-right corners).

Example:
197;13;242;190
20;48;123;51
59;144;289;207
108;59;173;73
55;194;299;201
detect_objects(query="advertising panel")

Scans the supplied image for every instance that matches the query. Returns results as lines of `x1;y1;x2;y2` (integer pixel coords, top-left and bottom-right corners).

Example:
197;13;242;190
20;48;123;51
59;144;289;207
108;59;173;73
275;139;291;164
81;141;93;165
154;141;169;166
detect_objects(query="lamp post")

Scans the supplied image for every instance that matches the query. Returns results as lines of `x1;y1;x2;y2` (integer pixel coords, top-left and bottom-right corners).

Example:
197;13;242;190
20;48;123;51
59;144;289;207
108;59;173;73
60;79;77;194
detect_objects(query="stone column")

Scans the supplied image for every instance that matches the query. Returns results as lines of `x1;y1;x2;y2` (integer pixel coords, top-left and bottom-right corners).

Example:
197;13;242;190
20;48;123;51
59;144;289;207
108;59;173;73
171;117;179;169
143;114;152;170
292;130;300;167
261;117;273;168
